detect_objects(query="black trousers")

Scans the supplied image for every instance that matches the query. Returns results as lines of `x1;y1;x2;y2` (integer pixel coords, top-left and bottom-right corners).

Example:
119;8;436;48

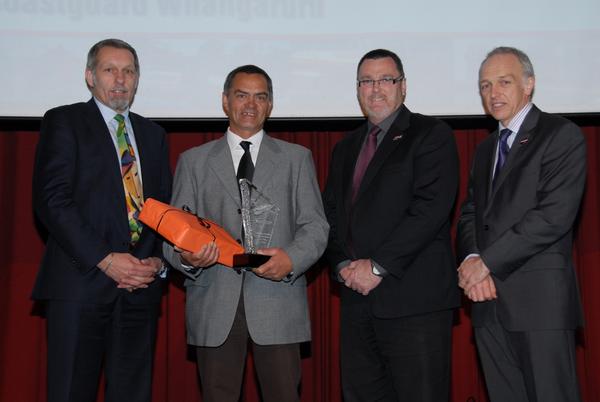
196;293;301;402
475;310;581;402
45;296;159;402
340;301;454;402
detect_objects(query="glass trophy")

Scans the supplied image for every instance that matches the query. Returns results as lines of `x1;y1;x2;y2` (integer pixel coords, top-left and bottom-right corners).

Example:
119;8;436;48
232;179;280;268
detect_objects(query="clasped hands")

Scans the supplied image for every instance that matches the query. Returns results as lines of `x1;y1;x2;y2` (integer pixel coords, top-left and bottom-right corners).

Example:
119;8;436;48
340;259;382;296
179;242;293;281
98;252;162;292
457;256;497;302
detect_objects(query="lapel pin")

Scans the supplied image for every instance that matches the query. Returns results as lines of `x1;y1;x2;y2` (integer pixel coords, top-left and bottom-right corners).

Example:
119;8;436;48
519;138;529;145
393;135;403;141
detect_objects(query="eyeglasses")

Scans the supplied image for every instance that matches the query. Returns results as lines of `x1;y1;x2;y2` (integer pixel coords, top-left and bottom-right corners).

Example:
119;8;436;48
357;76;404;88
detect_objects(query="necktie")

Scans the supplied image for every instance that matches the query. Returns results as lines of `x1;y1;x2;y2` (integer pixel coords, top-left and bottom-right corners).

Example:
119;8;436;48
114;114;144;244
237;141;254;182
493;128;512;188
351;125;380;203
236;141;255;260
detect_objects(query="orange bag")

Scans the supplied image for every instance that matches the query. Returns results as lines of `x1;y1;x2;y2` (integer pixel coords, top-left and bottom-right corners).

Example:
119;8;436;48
139;198;244;267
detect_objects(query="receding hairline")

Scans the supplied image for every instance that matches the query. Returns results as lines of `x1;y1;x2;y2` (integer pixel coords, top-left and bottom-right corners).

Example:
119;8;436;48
86;38;140;74
479;47;534;80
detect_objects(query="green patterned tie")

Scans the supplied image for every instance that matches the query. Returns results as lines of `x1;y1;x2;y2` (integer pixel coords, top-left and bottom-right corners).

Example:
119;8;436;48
114;114;144;244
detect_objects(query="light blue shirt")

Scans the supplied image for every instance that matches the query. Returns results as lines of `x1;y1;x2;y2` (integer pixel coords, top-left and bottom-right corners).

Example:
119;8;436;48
94;98;143;184
493;102;533;178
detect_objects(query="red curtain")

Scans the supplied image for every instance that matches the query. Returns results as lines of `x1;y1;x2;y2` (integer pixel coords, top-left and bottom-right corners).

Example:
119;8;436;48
1;125;599;402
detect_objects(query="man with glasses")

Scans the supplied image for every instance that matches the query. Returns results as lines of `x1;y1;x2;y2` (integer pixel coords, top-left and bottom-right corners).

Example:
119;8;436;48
323;48;460;401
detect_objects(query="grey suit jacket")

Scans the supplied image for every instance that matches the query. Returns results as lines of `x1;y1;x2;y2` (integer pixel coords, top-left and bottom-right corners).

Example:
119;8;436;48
163;135;329;346
457;105;586;331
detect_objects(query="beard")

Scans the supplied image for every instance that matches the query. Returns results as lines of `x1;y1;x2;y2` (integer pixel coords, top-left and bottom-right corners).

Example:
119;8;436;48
107;96;134;112
92;73;137;113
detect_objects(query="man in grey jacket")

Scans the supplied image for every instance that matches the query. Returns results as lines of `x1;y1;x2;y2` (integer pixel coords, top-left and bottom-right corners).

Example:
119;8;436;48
163;65;329;402
457;47;585;402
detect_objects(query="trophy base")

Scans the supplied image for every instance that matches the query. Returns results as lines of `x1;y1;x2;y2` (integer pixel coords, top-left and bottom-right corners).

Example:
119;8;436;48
232;253;271;268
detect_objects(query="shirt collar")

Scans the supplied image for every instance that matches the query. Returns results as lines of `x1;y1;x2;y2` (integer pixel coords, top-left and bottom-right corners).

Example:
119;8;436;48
93;97;130;127
499;102;533;134
369;106;401;135
367;106;402;145
226;128;265;151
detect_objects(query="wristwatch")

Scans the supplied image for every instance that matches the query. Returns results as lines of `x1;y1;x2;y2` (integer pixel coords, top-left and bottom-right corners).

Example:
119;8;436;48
157;260;169;278
283;270;294;282
371;262;382;277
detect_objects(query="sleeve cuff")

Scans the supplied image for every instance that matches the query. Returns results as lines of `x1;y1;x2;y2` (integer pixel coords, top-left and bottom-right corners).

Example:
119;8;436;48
157;261;169;279
371;259;387;277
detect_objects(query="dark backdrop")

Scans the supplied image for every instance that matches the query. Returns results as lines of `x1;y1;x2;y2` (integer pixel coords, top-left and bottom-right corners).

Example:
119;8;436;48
1;114;599;402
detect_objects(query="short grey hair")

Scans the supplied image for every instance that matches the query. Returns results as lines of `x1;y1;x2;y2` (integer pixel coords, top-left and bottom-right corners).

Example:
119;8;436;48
479;46;534;80
86;38;140;75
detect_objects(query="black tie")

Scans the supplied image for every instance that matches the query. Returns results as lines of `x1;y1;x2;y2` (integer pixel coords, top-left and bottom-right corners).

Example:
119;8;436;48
236;141;254;270
237;141;254;182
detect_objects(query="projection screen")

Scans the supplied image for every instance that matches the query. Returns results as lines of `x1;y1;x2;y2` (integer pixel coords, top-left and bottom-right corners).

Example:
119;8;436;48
1;0;599;118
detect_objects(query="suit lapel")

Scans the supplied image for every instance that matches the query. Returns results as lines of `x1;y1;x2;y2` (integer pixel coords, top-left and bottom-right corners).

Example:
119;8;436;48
129;113;146;176
254;135;278;192
208;136;241;206
489;106;540;199
128;112;153;198
353;106;409;204
482;131;498;202
342;129;365;210
84;99;124;199
128;112;155;245
84;99;130;237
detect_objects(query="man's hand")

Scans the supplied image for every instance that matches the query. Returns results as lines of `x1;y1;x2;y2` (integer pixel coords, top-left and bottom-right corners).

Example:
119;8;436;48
140;257;163;272
458;256;491;291
458;256;498;302
341;259;382;296
98;252;157;290
179;242;219;268
253;248;292;281
465;276;497;302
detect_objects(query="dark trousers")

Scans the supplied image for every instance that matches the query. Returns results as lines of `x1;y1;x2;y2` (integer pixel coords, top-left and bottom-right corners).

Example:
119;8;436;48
46;296;159;402
475;311;581;402
340;302;453;402
196;294;301;402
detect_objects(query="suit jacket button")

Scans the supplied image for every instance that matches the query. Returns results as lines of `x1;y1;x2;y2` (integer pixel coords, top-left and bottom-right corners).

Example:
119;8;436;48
483;225;490;231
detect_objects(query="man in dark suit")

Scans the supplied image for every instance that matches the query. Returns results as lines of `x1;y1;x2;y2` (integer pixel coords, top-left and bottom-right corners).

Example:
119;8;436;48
32;38;172;402
162;65;329;402
323;49;460;402
457;46;585;402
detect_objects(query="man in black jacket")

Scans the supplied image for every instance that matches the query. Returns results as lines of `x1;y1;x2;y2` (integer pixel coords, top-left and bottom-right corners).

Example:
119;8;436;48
32;38;172;402
323;48;460;402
